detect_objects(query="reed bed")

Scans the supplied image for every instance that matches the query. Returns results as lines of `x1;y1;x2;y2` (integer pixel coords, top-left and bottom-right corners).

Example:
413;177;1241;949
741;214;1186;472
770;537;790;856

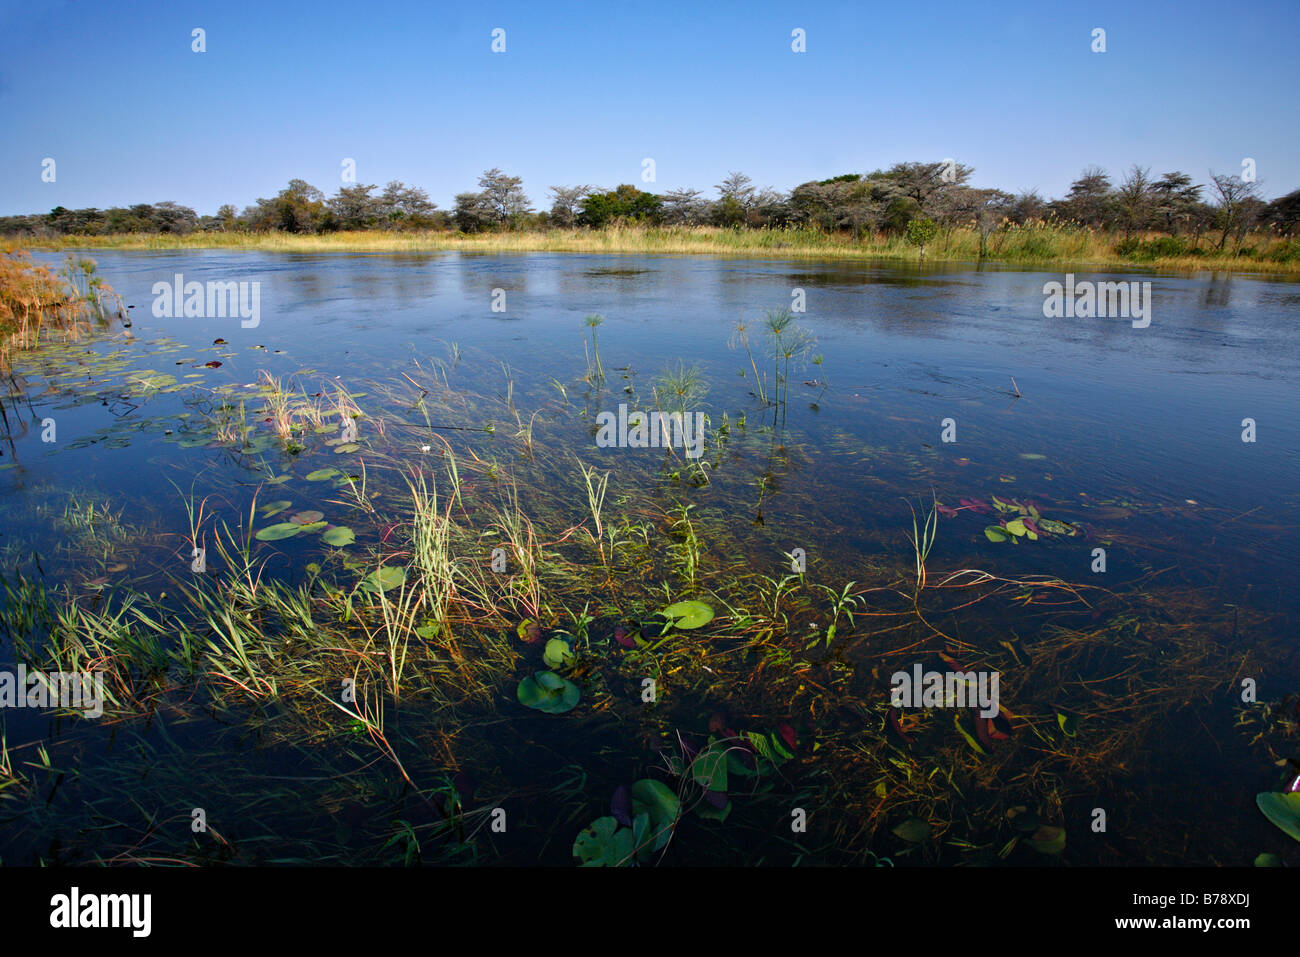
17;225;1300;274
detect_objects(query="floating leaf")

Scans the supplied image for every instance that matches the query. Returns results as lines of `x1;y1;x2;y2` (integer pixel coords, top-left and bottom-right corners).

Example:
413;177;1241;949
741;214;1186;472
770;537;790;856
1038;518;1077;536
1004;518;1027;537
630;779;679;853
516;619;543;644
984;526;1009;542
1027;825;1066;854
334;443;360;453
573;817;634;867
660;600;714;630
611;785;633;827
305;467;341;481
255;522;302;541
691;742;729;792
892;818;931;843
361;566;407;593
296;521;328;533
1255;852;1283;866
259;500;292;517
543;637;575;669
289;510;324;525
1256;791;1300;843
516;670;581;714
321;525;356;546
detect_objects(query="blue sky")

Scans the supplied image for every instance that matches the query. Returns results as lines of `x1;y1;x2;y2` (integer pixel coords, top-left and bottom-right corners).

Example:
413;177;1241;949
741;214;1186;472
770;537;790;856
1;0;1296;216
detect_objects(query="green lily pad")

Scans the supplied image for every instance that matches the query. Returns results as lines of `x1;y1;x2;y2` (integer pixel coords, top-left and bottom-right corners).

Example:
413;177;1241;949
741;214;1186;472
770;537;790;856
543;637;575;669
361;566;407;593
1027;825;1066;854
516;670;581;714
289;510;324;525
1004;518;1027;537
255;522;302;541
259;500;292;517
305;467;341;481
984;526;1009;542
1038;518;1077;536
334;443;361;453
573;816;634;867
630;778;679;852
892;818;931;843
1256;791;1300;843
660;600;714;630
296;521;328;533
690;742;728;792
321;526;356;546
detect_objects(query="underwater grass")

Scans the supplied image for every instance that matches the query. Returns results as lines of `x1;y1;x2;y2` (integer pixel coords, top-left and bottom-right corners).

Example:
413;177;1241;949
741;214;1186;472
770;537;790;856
1;314;1295;867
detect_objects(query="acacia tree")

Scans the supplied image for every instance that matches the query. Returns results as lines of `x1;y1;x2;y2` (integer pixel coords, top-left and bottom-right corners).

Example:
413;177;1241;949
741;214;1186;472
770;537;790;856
328;183;380;230
477;168;532;226
1150;172;1202;236
1115;165;1153;239
659;187;708;225
1054;166;1114;228
548;185;590;227
1209;172;1263;250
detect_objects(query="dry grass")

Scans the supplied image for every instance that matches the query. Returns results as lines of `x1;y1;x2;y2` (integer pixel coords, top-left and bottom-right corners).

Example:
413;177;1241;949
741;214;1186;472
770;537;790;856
16;225;1300;274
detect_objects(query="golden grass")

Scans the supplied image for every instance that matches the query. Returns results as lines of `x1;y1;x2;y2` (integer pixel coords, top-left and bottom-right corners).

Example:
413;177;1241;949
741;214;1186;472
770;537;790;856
17;225;1300;274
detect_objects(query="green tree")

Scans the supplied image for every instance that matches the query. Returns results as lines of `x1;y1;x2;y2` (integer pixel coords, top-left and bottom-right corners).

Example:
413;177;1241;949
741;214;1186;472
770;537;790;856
906;217;938;257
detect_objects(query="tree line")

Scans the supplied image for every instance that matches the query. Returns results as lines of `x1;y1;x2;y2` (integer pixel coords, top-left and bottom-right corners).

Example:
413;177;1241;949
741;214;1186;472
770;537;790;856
5;162;1299;252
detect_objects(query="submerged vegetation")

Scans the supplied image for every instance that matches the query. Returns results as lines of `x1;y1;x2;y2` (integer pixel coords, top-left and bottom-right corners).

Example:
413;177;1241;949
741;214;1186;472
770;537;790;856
1;296;1295;867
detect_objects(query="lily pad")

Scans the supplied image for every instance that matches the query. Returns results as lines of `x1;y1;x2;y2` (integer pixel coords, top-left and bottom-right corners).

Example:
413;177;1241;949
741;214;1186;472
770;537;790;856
305;467;341;481
517;670;581;714
295;521;329;533
892;818;931;843
573;816;634;867
1027;825;1066;854
984;526;1009;542
289;510;324;524
259;500;292;517
660;600;714;630
1038;518;1077;536
543;637;576;669
334;443;361;454
321;526;356;546
690;741;730;793
361;566;407;593
255;522;302;541
630;778;679;852
1256;791;1300;843
1004;518;1027;537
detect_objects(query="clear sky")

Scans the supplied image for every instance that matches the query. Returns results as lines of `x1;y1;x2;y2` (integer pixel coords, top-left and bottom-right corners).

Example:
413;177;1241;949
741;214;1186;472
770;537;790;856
1;0;1297;216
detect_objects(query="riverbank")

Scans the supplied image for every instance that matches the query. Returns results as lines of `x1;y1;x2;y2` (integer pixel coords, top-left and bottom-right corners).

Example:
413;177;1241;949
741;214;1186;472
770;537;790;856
11;224;1300;275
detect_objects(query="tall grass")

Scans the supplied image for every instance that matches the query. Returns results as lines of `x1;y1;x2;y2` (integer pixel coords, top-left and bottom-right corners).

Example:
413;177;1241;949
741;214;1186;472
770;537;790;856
0;250;122;365
18;225;1300;273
